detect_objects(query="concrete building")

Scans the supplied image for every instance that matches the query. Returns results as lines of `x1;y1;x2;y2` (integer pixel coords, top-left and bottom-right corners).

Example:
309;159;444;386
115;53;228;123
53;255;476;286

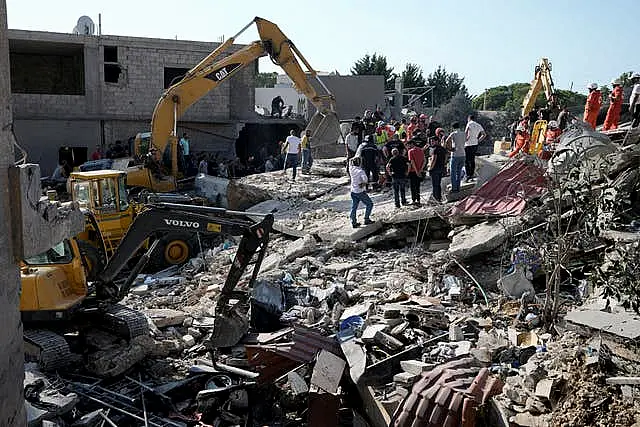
8;28;256;175
256;74;385;122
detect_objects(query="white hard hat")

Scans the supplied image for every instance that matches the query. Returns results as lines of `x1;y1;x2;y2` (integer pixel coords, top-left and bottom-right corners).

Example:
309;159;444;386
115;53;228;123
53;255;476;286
588;82;598;90
611;79;621;86
516;124;525;132
548;120;558;128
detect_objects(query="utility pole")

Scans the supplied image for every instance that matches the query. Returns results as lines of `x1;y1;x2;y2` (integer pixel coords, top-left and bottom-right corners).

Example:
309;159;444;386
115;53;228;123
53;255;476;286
483;88;487;111
0;0;27;425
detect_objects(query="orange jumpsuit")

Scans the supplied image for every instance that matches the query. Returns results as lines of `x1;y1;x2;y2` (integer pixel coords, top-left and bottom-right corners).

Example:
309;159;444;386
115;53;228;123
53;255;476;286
539;128;562;160
583;90;602;129
603;86;623;131
508;131;530;158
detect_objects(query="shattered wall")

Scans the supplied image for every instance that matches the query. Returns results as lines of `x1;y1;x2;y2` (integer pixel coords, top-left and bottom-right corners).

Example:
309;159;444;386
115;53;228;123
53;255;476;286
7;29;257;175
0;1;26;425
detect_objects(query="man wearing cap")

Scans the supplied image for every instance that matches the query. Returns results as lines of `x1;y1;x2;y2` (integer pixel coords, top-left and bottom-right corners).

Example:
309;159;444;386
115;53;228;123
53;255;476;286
603;80;624;131
583;83;602;130
629;73;640;128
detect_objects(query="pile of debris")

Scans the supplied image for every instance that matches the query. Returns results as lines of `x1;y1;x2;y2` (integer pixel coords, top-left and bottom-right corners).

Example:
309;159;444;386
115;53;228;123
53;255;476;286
26;124;640;426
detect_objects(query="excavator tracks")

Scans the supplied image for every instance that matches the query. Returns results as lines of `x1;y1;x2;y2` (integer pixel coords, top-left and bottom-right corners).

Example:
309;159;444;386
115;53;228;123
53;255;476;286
100;304;149;339
24;329;74;371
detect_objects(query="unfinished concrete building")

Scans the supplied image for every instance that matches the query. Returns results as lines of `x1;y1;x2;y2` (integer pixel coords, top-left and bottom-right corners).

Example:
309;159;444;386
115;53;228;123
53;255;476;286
9;28;256;175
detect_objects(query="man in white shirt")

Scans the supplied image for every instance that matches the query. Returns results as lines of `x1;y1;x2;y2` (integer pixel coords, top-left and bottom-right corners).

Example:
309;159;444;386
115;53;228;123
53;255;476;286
464;114;486;180
629;73;640;128
283;129;301;180
348;157;374;228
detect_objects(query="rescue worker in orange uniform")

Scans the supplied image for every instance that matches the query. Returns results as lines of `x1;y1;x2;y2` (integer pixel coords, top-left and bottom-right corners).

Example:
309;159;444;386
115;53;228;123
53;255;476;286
539;120;562;160
603;80;624;131
508;125;530;158
583;83;602;130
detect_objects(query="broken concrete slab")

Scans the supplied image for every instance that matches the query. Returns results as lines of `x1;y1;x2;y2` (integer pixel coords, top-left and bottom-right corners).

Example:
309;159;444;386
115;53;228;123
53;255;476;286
282;234;318;263
399;360;435;376
143;309;187;328
393;371;418;387
25;400;48;427
449;218;519;259
566;308;640;340
310;349;346;394
605;377;640;385
9;164;85;258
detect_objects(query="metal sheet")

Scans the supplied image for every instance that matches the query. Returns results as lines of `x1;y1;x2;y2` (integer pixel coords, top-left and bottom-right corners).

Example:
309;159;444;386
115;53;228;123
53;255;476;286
450;160;547;217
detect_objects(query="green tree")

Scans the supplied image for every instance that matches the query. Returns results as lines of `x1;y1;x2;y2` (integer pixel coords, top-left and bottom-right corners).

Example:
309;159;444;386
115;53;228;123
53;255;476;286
401;63;426;89
617;71;634;87
435;91;474;126
351;53;396;90
256;72;277;88
472;83;587;112
600;85;611;104
427;66;468;107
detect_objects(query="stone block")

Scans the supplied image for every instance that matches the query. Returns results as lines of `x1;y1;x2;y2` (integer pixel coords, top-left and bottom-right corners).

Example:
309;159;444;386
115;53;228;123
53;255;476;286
393;372;418;387
144;308;187;328
310;350;346;394
399;360;435;375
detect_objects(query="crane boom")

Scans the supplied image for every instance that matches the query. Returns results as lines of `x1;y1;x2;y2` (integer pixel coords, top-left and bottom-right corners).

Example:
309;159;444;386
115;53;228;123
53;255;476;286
149;16;339;178
521;58;556;117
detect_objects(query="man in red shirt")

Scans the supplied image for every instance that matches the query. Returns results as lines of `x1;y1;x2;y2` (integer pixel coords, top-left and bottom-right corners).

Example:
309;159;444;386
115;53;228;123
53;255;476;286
91;145;104;161
407;140;425;206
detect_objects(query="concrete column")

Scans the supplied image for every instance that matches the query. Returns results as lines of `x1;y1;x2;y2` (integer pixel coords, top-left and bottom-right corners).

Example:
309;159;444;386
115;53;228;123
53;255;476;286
0;1;27;425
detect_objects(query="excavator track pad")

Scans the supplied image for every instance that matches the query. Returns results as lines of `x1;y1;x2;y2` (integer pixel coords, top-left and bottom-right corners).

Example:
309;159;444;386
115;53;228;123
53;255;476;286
24;329;74;371
99;304;149;339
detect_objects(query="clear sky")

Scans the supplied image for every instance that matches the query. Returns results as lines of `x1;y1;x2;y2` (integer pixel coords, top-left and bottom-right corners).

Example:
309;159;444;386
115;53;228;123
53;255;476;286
6;0;638;95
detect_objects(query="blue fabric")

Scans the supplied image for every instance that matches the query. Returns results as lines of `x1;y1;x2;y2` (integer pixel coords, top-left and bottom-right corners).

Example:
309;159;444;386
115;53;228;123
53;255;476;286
391;178;407;207
350;191;373;225
450;156;465;192
430;170;443;201
302;148;312;170
284;153;298;179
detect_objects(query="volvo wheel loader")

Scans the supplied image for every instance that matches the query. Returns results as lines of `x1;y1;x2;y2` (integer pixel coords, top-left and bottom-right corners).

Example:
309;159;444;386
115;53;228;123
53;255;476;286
21;203;273;371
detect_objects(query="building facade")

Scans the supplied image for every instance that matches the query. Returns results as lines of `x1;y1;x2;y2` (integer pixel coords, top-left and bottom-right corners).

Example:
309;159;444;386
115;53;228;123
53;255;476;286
8;29;256;174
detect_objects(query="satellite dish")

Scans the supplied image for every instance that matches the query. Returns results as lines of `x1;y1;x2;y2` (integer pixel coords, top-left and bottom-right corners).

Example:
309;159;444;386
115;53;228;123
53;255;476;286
73;16;95;35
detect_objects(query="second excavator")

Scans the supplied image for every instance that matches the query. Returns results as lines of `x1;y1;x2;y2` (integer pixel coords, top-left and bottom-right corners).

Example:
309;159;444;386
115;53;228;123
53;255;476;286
128;16;341;192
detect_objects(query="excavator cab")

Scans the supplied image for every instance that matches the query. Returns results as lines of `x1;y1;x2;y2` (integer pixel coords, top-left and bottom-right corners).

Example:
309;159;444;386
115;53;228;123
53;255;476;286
20;239;88;320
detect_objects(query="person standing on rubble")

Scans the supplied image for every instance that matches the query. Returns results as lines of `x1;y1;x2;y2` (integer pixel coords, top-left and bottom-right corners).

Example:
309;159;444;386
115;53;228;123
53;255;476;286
386;148;409;208
540;120;561;160
603;80;624;131
629;73;640;128
360;135;380;188
583;83;602;130
282;129;301;181
445;122;466;193
464;114;485;181
427;135;447;202
349;157;374;228
300;129;313;174
407;139;425;206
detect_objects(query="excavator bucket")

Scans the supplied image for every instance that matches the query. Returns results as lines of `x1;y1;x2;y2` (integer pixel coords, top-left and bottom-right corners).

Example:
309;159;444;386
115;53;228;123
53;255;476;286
306;110;341;150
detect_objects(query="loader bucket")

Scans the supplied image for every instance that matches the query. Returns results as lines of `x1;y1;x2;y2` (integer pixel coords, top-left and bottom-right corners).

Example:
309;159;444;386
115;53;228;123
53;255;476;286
306;110;341;148
209;306;249;348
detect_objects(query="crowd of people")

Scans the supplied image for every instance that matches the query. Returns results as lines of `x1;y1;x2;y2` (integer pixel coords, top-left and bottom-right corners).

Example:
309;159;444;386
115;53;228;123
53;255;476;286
345;109;486;228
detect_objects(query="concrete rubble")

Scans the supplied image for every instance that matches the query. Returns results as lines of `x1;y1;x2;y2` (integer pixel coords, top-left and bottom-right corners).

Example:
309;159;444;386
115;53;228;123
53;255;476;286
24;132;640;426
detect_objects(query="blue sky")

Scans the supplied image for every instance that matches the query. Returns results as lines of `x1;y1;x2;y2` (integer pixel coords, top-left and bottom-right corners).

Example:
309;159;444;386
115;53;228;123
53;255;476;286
6;0;638;95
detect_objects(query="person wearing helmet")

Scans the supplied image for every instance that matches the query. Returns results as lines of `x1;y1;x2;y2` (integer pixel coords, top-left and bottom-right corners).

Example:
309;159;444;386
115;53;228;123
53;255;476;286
541;121;562;160
375;121;388;148
603;80;624;131
629;73;640;128
583;83;602;130
508;124;530;158
417;114;428;132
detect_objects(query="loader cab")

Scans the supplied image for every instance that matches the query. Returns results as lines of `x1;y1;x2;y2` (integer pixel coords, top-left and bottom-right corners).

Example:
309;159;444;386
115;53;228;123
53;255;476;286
69;170;135;256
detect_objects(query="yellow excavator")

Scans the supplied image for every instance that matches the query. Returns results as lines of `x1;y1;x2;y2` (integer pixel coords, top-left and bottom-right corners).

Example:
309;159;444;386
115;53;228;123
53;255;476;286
128;16;341;192
521;57;557;118
21;203;274;370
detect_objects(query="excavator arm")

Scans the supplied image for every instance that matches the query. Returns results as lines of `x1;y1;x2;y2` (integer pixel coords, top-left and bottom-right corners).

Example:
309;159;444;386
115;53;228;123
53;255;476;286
93;203;273;301
150;16;340;178
521;58;556;117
